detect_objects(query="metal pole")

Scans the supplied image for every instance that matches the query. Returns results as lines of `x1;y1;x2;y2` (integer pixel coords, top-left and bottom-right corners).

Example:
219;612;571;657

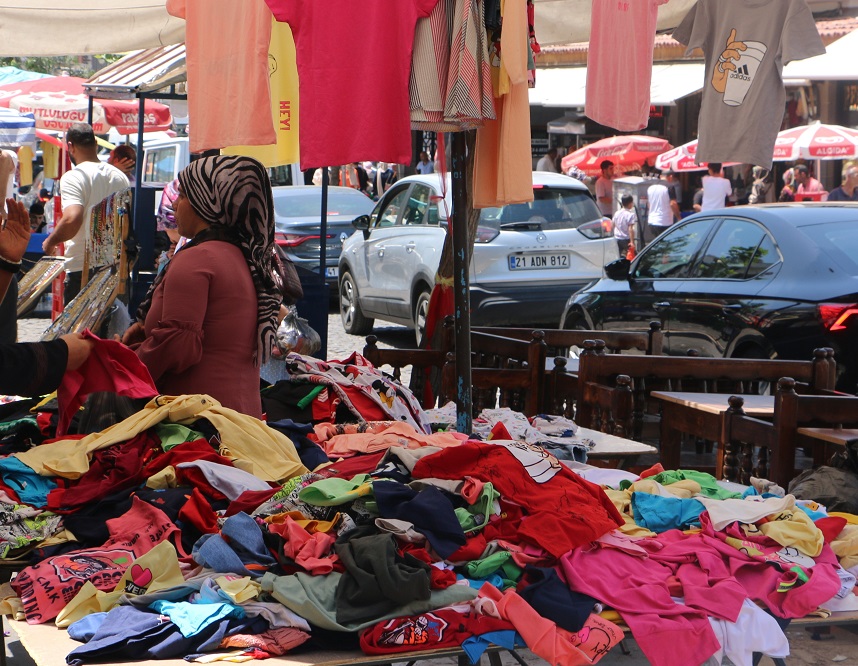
87;95;94;127
320;167;328;288
451;132;472;433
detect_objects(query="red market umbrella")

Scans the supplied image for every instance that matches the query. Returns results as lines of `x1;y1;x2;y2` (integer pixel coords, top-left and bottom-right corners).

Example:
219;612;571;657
773;122;858;161
654;139;740;173
0;75;172;135
561;135;672;176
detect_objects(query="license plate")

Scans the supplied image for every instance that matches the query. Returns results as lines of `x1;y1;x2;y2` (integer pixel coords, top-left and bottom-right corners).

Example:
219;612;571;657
325;266;339;278
508;252;569;270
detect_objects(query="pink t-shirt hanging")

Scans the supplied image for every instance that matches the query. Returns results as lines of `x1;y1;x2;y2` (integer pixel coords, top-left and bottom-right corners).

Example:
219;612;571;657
264;0;440;170
585;0;670;132
167;0;276;152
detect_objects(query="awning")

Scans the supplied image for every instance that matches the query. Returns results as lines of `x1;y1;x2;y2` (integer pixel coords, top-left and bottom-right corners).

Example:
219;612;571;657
84;44;187;100
0;1;185;57
783;29;858;81
529;62;705;108
547;114;586;134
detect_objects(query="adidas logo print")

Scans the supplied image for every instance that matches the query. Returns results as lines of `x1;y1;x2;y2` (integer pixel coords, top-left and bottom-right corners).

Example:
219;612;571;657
729;64;751;81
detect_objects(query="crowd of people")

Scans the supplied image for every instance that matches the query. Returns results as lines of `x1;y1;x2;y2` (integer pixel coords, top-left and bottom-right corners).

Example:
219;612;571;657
532;145;858;258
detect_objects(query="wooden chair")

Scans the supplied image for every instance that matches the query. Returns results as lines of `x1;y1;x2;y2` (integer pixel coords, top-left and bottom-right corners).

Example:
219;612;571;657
362;317;454;407
575;349;834;475
472;320;663;358
722;377;858;487
459;330;547;416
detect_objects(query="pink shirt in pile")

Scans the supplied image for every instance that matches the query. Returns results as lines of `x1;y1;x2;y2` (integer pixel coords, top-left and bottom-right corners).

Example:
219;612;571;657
167;0;275;152
585;0;669;132
264;0;439;170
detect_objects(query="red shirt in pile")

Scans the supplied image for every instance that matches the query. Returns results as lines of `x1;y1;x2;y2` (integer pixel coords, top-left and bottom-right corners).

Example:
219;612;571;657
412;441;623;559
264;0;440;169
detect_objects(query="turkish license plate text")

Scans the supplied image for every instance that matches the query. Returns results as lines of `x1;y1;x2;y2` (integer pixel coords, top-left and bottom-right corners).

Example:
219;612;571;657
325;266;339;278
509;253;569;270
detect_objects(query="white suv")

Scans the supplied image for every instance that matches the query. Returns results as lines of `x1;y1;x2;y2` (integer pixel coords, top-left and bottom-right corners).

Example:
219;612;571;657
338;172;618;342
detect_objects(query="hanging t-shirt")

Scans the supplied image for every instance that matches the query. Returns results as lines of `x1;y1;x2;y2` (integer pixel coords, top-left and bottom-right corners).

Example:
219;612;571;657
672;0;824;168
166;0;276;152
224;18;300;167
265;0;440;170
586;0;669;132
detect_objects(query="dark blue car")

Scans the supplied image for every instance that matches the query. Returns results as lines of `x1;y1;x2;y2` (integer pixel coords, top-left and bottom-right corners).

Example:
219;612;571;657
560;203;858;392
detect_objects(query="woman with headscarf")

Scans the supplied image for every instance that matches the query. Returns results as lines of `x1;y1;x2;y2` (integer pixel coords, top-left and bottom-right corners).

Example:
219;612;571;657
121;155;281;418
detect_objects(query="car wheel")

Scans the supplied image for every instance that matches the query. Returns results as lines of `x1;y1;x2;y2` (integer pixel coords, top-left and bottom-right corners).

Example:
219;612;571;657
339;271;374;335
414;290;431;347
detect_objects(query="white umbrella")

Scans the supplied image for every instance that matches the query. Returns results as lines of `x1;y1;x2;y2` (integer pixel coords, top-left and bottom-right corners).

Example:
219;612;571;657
655;140;740;172
773;122;858;161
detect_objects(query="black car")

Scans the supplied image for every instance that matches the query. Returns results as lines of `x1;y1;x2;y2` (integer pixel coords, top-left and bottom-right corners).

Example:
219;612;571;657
272;185;374;287
560;203;858;392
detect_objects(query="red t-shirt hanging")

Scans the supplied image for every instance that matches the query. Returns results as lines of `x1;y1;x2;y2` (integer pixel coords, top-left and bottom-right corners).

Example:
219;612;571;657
264;0;440;170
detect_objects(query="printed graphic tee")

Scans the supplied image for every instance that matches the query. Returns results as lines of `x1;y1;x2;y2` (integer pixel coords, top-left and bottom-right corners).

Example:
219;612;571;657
673;0;824;168
586;0;669;132
264;0;440;170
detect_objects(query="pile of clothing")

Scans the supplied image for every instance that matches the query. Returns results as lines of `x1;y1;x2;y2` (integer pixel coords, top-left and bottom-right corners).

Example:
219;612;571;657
0;352;855;666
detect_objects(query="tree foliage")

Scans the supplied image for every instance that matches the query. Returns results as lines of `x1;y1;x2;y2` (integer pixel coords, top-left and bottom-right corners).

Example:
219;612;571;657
0;55;122;79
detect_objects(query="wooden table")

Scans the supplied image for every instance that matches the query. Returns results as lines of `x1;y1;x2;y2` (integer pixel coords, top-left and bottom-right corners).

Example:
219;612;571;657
577;426;657;469
650;391;775;478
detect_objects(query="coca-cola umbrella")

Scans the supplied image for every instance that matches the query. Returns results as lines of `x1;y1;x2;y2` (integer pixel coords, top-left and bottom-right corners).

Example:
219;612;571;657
0;75;172;135
773;122;858;161
561;134;672;176
654;139;740;172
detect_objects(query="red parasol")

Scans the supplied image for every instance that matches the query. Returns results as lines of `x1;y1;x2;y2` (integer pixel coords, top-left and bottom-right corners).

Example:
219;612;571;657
561;135;672;176
0;75;172;135
654;140;740;172
773;122;858;161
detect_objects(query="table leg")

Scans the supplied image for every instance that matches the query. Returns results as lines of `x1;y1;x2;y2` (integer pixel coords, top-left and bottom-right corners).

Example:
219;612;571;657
659;405;682;471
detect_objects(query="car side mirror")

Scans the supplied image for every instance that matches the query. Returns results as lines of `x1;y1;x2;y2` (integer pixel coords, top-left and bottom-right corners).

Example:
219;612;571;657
604;257;631;281
352;214;371;240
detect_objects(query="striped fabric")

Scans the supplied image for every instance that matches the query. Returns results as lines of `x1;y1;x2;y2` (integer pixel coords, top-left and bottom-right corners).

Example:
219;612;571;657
0;108;35;149
410;0;495;131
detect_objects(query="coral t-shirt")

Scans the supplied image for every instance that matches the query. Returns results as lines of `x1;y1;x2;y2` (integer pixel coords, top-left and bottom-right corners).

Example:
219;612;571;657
264;0;440;170
586;0;669;132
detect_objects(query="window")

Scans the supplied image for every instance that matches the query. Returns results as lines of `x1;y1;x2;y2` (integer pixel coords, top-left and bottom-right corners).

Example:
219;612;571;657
478;187;603;232
634;219;712;279
690;218;771;279
747;234;780;278
374;187;411;228
400;184;432;225
142;146;178;184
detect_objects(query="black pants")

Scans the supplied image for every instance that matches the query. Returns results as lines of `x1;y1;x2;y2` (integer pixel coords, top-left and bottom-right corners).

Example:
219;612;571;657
647;224;670;245
616;239;630;257
64;271;82;306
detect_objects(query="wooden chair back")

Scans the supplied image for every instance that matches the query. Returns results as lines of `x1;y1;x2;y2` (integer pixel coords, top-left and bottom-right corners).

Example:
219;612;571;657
464;330;547;416
724;376;858;486
577;350;833;440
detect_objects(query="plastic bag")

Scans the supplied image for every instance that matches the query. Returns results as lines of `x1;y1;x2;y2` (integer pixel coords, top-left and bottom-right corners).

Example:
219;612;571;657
274;305;320;356
626;243;637;261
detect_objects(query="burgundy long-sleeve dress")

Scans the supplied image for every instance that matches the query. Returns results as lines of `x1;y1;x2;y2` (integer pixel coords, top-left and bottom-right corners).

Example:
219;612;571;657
135;240;263;418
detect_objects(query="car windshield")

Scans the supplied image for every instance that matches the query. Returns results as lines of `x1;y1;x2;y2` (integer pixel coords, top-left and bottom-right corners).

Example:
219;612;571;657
477;188;602;231
798;219;858;274
273;189;372;219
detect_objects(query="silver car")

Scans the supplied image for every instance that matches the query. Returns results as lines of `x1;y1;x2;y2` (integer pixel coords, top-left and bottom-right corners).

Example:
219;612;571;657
338;172;618;342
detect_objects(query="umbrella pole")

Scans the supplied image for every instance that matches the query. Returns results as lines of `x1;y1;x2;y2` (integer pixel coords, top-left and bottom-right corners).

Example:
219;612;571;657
451;131;472;434
87;96;94;127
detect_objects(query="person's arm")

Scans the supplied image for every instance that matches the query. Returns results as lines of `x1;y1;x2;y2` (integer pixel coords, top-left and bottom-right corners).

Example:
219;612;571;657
134;248;212;382
42;203;84;256
0;198;31;301
0;333;91;397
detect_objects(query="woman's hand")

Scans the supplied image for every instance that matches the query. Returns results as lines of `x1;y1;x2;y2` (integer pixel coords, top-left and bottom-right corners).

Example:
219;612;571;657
1;198;32;262
121;321;146;346
60;333;95;371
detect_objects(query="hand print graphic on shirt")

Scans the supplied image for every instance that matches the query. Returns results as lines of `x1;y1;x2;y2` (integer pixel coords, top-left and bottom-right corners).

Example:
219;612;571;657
712;28;768;107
